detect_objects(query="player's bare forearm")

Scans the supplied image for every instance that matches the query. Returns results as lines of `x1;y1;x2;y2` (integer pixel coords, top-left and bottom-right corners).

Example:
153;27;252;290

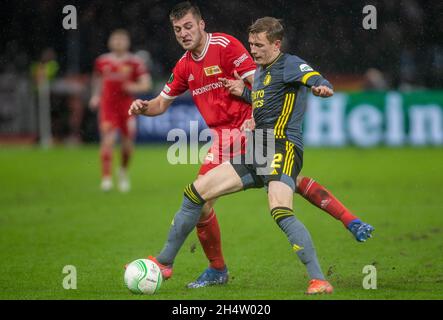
89;74;102;109
128;95;172;116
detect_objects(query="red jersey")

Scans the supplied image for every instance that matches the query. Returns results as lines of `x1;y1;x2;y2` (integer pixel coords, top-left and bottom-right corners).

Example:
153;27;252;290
160;33;256;130
94;53;148;111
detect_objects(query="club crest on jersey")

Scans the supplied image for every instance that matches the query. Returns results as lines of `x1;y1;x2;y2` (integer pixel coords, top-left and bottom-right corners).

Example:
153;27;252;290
119;65;132;75
263;72;272;86
204;65;222;77
205;153;214;162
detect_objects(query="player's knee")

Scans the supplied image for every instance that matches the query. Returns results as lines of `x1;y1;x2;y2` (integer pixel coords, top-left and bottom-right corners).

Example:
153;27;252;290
268;182;293;208
193;179;211;201
100;122;113;133
121;137;133;149
200;202;213;218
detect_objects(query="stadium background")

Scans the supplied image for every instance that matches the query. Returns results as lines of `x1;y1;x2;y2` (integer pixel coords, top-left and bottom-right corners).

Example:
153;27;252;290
0;0;442;300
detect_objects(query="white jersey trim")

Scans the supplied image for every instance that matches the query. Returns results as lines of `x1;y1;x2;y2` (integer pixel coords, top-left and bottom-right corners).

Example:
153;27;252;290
191;33;211;62
160;91;177;100
240;70;256;79
210;40;227;48
211;36;230;45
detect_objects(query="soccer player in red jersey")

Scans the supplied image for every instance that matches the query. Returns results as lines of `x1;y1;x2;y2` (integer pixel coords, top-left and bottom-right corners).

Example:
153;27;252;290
90;29;152;192
129;2;373;288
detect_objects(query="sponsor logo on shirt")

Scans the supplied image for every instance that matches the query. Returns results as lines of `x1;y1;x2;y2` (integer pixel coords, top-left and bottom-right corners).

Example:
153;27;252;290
188;74;194;82
192;81;223;96
204;65;222;76
234;53;248;67
300;64;314;72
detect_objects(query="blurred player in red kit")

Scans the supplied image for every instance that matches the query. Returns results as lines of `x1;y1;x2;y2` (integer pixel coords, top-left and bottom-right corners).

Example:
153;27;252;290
90;29;152;192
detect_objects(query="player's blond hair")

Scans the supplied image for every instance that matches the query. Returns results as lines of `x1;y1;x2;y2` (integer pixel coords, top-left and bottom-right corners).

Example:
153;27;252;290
248;17;284;43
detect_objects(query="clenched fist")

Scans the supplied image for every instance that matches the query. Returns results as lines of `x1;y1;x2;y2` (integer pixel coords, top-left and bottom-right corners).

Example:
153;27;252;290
128;99;149;115
311;85;334;97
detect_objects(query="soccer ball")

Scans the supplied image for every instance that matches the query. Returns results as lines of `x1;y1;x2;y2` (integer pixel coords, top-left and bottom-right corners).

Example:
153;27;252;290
124;259;163;294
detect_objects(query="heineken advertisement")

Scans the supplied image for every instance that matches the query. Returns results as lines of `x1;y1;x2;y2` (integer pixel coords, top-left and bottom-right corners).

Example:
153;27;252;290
136;91;443;147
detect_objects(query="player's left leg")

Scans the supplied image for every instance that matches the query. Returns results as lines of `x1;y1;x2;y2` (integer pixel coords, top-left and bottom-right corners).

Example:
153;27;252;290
118;117;136;192
152;162;244;279
295;175;374;242
267;181;333;294
266;140;333;294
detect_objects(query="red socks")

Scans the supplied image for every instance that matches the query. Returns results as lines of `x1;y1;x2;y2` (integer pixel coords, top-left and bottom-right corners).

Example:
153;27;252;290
100;147;112;177
121;147;132;169
196;209;226;271
101;147;132;177
298;177;358;227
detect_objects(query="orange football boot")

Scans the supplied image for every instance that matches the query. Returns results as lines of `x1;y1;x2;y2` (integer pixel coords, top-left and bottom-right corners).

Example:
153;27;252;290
148;256;173;280
124;256;173;280
306;279;334;295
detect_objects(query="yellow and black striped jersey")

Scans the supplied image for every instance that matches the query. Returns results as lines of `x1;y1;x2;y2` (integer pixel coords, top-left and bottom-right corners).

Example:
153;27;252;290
250;53;332;150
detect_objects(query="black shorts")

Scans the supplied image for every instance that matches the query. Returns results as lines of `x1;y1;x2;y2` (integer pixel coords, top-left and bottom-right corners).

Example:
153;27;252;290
230;132;303;192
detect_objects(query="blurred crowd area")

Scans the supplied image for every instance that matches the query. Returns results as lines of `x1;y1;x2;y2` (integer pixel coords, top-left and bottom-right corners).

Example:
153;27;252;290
0;0;442;143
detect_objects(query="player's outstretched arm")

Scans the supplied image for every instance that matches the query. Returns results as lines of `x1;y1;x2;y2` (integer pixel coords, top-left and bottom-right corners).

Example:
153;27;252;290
89;72;102;110
128;95;173;116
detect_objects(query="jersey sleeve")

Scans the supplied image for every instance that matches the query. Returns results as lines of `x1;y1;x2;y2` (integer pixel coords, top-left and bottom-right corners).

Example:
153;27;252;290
220;36;256;80
160;58;188;100
283;55;333;89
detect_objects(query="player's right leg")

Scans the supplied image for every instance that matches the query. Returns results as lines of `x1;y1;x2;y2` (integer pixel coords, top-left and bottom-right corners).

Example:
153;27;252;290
295;175;375;242
99;121;117;191
188;160;229;288
150;162;244;279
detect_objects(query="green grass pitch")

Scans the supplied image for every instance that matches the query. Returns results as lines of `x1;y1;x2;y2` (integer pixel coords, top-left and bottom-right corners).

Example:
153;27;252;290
0;145;442;300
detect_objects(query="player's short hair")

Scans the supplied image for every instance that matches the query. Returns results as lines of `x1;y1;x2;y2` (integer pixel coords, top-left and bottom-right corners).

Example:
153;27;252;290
248;17;284;43
169;1;202;22
110;29;130;39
